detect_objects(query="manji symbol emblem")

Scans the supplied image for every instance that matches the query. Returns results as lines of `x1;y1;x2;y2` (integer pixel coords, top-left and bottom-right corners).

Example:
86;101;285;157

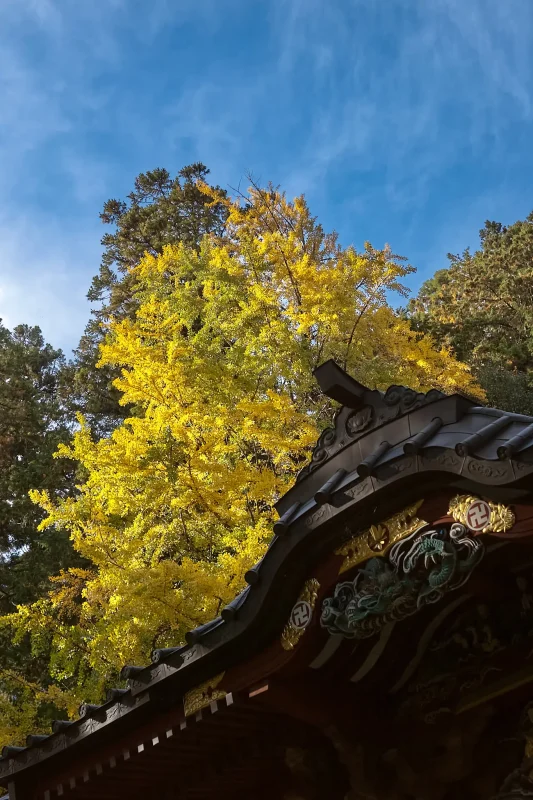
449;494;514;534
281;579;320;650
466;499;492;532
290;600;313;630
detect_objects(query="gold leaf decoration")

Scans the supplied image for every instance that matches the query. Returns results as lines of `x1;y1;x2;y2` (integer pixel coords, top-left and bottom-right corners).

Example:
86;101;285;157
448;494;515;533
183;672;226;717
336;500;426;574
281;578;321;651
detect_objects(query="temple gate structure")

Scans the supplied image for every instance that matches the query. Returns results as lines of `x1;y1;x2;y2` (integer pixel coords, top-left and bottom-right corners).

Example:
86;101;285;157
3;360;533;798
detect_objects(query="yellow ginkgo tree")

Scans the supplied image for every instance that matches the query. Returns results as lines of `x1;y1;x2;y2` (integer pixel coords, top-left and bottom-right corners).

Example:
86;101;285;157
4;183;481;741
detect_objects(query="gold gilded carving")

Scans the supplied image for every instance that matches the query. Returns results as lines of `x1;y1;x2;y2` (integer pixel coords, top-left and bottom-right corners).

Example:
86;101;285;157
281;578;320;651
183;672;226;716
336;500;426;575
448;494;515;533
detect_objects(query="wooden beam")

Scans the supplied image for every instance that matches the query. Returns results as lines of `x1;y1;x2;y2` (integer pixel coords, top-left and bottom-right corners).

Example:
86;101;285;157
7;780;33;800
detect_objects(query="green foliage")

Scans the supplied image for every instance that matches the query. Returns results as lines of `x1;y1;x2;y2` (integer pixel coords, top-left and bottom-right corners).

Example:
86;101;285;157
0;322;82;744
408;213;533;413
0;323;79;607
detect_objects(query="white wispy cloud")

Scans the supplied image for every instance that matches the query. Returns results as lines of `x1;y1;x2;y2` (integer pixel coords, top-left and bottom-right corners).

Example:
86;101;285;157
0;212;101;352
0;0;172;351
274;0;533;206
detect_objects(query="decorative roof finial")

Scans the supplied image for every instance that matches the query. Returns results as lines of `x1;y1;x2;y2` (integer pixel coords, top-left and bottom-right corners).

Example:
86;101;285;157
313;359;369;409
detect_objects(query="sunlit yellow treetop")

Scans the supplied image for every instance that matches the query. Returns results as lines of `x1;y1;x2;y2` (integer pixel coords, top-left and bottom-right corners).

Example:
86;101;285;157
4;183;481;740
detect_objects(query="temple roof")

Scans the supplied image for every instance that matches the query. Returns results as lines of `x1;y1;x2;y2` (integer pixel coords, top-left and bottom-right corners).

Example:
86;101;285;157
3;361;533;788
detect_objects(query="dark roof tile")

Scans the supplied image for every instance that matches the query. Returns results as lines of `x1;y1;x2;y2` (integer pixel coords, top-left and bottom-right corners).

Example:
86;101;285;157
221;587;251;622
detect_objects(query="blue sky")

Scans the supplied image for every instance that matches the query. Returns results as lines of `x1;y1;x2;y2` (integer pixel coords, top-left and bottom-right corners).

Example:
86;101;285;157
1;0;533;354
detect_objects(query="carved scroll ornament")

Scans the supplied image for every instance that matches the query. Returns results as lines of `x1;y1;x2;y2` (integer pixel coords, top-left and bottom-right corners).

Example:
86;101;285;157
183;672;226;716
322;523;484;640
335;500;426;575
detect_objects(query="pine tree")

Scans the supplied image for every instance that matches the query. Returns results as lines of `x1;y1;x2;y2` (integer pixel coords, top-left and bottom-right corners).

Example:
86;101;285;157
407;213;533;414
0;322;82;743
63;164;229;436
